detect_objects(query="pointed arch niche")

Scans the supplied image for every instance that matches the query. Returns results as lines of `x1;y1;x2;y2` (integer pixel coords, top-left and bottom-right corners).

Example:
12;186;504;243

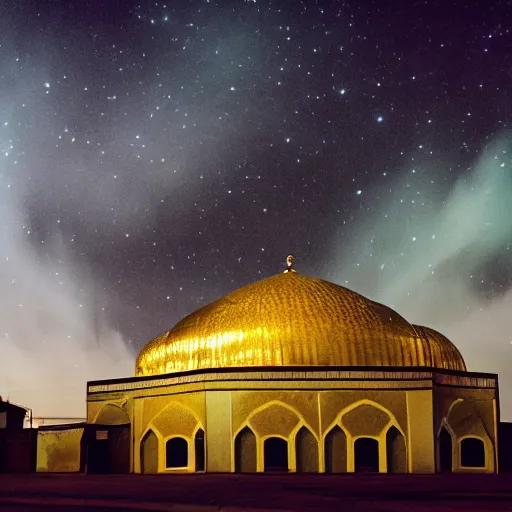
238;399;317;473
143;401;203;473
140;429;158;474
386;425;406;473
333;399;407;473
324;425;347;473
234;426;257;473
438;427;453;473
295;426;318;473
195;428;205;471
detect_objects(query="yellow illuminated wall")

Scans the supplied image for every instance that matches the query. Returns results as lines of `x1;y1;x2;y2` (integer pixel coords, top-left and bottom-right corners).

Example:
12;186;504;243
37;428;84;472
135;273;467;376
86;369;498;475
434;386;497;473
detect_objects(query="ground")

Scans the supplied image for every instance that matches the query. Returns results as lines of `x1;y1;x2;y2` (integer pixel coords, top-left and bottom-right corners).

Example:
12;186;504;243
1;473;512;511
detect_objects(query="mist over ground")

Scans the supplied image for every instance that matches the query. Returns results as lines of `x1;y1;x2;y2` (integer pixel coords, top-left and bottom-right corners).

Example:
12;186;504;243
326;134;512;419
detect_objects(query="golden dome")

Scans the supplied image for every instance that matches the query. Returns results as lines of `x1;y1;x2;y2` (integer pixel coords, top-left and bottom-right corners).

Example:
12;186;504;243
412;325;466;372
136;272;466;376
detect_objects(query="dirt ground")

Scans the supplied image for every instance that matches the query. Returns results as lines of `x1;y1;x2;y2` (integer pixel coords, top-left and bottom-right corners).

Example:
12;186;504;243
1;473;512;511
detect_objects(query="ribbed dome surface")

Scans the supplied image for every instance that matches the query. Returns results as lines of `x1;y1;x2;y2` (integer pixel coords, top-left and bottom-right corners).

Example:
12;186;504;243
136;272;466;376
412;325;466;372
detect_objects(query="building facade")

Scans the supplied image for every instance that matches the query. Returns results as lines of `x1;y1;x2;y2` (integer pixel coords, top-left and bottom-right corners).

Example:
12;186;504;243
85;269;499;474
87;367;498;474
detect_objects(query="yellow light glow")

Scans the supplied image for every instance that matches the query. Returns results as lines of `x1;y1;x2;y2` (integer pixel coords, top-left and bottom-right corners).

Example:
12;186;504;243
135;272;466;376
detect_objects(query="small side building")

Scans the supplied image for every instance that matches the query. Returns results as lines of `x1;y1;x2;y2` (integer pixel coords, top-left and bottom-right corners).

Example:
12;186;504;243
36;423;86;473
35;421;129;474
0;397;36;473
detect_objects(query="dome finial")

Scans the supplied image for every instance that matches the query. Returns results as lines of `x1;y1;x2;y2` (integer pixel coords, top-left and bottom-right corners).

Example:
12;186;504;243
283;254;296;273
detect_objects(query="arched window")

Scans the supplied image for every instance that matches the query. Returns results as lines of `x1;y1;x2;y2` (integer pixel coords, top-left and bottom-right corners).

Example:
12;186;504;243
461;437;485;468
354;437;379;472
165;437;188;468
264;437;288;472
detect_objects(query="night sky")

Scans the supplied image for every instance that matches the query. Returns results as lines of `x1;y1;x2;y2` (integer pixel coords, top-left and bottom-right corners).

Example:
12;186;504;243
1;1;511;419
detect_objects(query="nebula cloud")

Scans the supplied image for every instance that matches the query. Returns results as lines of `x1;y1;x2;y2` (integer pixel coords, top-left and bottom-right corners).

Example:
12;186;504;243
1;1;509;426
326;133;512;419
0;183;134;418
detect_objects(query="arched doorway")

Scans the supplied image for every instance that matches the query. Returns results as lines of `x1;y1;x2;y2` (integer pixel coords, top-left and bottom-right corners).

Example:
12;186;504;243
460;437;485;468
165;437;188;469
439;428;452;473
140;430;158;474
295;427;318;472
264;437;288;472
354;437;379;472
88;405;131;474
234;427;256;472
324;426;347;473
386;426;406;473
195;429;205;471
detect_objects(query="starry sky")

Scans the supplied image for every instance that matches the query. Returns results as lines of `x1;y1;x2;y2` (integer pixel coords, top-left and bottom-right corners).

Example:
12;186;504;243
1;0;511;419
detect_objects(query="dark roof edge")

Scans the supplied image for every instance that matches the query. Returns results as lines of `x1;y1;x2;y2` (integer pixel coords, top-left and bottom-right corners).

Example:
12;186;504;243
87;365;498;387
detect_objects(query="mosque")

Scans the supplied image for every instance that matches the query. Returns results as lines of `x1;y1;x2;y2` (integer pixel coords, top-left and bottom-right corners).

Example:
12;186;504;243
36;257;499;474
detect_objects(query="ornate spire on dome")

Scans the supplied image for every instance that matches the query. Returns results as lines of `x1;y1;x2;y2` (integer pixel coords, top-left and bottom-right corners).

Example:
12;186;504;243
283;254;296;273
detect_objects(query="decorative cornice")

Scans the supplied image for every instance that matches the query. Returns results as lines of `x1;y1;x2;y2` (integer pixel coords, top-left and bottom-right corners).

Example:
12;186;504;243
87;367;497;395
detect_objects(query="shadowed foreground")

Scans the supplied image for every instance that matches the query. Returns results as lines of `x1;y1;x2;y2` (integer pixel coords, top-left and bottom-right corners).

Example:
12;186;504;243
1;473;512;511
